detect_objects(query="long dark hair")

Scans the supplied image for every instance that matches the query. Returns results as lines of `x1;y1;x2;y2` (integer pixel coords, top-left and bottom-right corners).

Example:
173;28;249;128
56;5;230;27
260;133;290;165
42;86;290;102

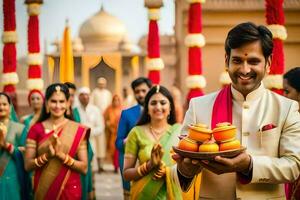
137;85;176;125
37;83;72;122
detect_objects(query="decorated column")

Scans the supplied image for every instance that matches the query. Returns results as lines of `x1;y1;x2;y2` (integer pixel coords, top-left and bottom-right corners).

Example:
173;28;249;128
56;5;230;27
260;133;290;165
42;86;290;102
2;0;19;95
185;0;206;102
144;0;164;84
25;0;44;91
264;0;287;95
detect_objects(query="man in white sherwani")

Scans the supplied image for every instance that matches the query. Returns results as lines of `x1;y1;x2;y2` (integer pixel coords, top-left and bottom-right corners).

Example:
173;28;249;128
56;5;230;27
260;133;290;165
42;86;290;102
90;77;112;171
77;87;105;173
173;22;300;200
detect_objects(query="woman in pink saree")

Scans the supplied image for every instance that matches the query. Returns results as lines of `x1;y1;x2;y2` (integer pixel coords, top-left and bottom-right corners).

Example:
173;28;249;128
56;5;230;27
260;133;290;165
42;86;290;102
25;83;90;200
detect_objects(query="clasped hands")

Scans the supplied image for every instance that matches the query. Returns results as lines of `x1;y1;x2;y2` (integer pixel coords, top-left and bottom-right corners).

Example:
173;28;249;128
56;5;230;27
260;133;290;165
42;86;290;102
149;143;166;180
173;151;251;178
47;134;65;161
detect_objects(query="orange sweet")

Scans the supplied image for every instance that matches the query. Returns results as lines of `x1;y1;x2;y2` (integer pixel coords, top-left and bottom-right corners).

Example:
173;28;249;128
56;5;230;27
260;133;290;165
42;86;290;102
178;137;199;152
212;122;237;143
219;139;241;151
188;123;212;142
198;142;219;152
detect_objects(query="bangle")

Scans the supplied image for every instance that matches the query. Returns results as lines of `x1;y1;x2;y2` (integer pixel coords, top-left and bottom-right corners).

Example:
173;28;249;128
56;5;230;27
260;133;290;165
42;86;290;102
137;162;149;177
137;165;143;176
67;157;75;167
42;154;48;162
6;143;13;153
140;162;148;175
63;154;70;164
34;158;42;167
38;156;45;165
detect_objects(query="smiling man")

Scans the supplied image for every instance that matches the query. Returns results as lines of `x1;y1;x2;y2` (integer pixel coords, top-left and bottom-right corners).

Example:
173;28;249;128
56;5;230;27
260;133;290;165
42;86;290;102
174;22;300;200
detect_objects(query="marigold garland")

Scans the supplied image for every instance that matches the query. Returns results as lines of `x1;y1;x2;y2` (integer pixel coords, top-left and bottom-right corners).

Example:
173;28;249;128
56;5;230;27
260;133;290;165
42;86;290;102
265;0;285;93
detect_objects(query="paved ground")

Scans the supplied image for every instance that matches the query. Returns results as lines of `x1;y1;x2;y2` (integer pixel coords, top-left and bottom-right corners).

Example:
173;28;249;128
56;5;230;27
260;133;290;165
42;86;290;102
95;164;123;200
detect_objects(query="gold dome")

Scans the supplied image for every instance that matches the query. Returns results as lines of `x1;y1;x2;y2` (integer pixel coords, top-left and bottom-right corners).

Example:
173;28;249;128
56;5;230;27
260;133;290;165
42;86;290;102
79;7;127;44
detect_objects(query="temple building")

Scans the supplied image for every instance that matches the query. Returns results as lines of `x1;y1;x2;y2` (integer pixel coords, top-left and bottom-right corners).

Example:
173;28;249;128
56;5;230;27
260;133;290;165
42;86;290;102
48;6;144;95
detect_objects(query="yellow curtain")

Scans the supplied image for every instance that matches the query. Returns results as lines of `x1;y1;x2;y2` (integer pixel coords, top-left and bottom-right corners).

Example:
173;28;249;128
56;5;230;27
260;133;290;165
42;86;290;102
59;24;74;83
131;56;139;79
47;56;55;83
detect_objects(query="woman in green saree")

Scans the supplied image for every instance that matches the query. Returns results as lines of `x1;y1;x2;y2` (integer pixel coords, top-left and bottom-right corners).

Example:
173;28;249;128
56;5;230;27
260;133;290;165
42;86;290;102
0;92;30;200
123;85;182;200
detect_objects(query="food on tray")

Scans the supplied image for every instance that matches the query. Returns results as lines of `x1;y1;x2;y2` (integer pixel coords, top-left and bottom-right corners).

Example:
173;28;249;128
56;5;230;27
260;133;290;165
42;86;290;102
188;123;212;142
219;139;241;151
198;142;219;152
178;137;199;152
212;122;237;143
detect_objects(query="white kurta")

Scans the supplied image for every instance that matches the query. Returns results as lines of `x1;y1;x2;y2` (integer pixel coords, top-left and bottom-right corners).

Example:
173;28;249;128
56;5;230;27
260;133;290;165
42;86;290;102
90;88;112;114
77;104;105;159
179;83;300;200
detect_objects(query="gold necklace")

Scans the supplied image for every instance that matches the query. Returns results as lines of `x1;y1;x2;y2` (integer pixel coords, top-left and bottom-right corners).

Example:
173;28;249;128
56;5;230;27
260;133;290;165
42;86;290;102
52;118;68;130
149;125;167;142
45;118;68;133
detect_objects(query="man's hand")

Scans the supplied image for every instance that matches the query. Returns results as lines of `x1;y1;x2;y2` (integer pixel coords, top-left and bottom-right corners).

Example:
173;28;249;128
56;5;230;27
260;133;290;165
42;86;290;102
172;153;202;178
200;152;251;175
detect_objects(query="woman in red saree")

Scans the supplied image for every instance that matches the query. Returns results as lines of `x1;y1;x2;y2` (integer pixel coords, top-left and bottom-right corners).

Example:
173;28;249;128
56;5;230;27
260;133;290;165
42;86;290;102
25;83;89;200
104;94;122;172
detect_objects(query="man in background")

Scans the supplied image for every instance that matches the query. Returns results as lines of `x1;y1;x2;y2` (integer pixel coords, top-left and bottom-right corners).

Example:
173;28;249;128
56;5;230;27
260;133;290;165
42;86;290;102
78;87;105;174
90;77;112;171
115;77;152;200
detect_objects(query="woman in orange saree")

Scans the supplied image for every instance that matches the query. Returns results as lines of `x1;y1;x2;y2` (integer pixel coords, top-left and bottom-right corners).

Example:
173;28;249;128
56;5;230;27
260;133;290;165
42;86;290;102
104;94;122;172
25;83;89;200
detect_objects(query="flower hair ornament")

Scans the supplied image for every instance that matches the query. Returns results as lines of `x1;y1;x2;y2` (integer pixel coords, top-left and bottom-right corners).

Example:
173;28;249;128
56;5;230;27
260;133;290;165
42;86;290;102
156;85;160;93
55;85;62;94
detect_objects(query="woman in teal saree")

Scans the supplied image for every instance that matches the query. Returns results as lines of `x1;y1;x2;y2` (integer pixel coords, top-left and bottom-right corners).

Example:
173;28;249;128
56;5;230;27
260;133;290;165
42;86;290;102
123;85;182;200
0;92;30;200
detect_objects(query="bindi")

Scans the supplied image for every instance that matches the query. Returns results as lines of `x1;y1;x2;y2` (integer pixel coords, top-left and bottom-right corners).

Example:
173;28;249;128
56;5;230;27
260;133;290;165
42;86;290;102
244;53;248;56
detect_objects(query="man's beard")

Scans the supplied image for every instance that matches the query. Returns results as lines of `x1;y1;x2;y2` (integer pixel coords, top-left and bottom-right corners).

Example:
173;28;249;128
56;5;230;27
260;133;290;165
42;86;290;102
137;99;144;106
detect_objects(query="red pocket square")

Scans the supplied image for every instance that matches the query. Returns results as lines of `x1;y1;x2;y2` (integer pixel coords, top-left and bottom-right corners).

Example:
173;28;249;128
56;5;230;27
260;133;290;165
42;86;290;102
261;124;277;131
